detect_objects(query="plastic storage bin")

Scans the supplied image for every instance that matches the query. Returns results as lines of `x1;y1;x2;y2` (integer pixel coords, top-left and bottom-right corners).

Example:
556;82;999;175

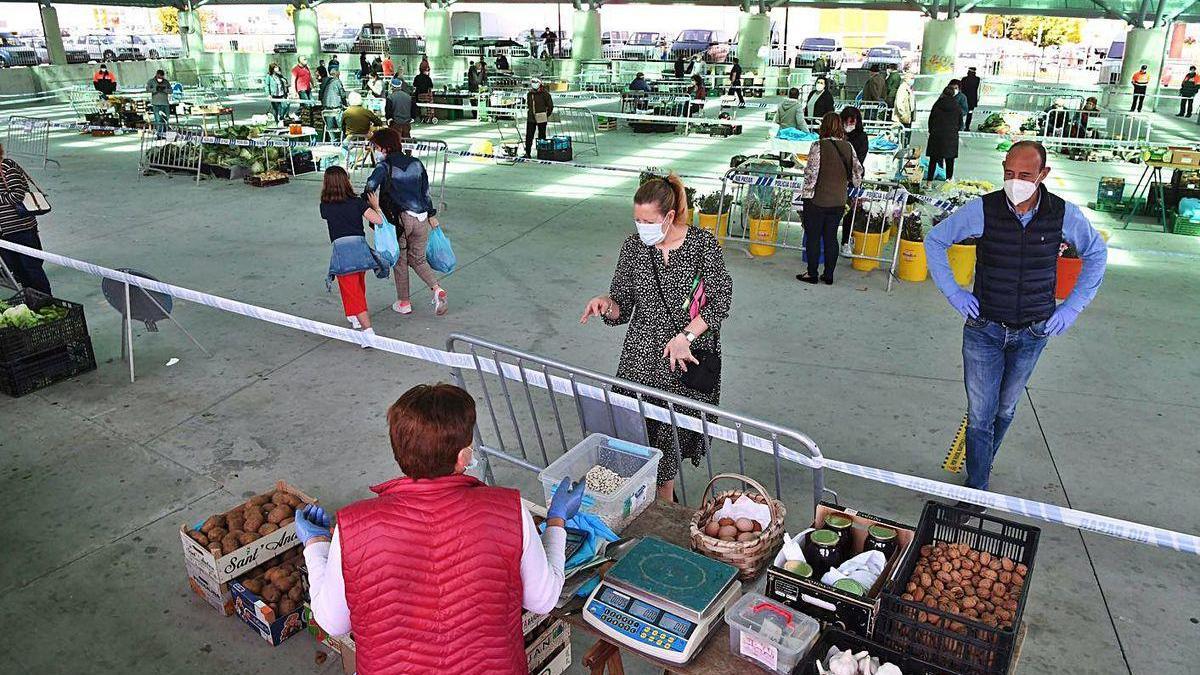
538;434;661;532
725;592;819;675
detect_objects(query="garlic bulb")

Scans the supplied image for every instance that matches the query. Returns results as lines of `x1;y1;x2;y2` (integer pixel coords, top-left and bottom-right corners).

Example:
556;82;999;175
876;663;903;675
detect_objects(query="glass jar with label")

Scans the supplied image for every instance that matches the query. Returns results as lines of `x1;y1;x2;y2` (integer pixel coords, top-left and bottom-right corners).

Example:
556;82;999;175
803;529;843;578
863;524;898;560
822;512;855;560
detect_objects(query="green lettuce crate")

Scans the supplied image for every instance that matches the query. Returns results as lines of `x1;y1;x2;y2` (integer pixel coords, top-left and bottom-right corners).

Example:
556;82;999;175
1173;214;1200;236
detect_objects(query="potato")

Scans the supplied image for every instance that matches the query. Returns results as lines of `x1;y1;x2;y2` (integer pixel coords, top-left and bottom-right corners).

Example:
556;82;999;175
279;598;298;616
271;491;290;506
207;526;228;542
221;533;241;550
261;585;282;603
265;567;287;583
208;544;224;558
259;522;279;535
242;578;264;594
201;515;226;534
267;505;290;524
187;530;209;546
279;517;295;527
238;532;261;546
287;585;304;602
248;494;271;507
274;576;295;592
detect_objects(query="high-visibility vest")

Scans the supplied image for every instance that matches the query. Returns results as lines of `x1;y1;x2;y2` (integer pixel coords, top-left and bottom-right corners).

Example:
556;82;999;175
1132;71;1150;85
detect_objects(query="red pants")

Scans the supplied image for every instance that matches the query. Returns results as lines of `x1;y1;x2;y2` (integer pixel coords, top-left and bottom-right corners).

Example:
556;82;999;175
336;272;367;316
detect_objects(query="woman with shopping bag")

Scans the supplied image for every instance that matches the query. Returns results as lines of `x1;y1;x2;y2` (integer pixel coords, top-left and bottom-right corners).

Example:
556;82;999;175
320;167;390;345
363;127;449;316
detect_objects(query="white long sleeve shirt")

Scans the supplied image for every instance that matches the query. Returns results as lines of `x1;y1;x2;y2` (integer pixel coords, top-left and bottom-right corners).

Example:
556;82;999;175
304;505;566;636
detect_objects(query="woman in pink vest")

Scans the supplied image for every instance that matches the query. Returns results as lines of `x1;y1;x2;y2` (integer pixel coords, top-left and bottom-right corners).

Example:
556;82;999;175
297;383;584;674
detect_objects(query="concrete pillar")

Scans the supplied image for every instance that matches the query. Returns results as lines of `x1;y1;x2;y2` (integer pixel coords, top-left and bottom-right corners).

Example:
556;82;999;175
570;9;602;62
423;8;453;59
39;5;67;66
1119;26;1167;111
919;18;957;92
293;6;320;63
736;12;771;74
178;10;205;58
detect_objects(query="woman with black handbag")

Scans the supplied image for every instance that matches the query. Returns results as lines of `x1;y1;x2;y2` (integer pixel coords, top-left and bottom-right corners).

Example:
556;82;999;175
0;143;52;295
581;174;733;501
796;113;862;286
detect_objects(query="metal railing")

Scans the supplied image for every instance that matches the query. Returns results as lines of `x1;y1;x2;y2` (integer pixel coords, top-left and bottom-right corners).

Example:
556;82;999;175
402;138;450;213
3;116;60;170
68;85;105;122
138;125;204;183
446;333;829;511
1004;92;1084;112
550;107;600;157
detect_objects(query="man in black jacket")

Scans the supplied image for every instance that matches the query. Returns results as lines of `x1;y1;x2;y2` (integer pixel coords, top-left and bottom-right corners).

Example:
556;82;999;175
728;57;744;107
960;67;981;131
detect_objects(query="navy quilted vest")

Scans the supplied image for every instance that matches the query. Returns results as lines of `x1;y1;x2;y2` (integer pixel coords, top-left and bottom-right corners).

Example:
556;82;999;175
974;188;1064;325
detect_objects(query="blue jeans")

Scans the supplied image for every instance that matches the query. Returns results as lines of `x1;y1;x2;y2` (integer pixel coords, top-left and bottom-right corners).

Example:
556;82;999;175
962;317;1050;490
151;104;170;132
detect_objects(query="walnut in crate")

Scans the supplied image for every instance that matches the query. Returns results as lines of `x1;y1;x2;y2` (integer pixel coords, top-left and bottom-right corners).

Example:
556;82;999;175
905;542;1025;632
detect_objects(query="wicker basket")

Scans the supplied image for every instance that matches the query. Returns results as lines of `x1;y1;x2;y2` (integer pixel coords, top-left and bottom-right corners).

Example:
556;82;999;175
688;473;786;580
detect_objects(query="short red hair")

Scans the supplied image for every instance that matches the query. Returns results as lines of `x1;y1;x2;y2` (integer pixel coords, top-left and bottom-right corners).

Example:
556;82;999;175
387;384;476;479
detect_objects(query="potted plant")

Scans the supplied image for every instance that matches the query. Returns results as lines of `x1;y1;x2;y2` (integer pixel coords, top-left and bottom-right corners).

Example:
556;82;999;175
696;192;730;242
685;185;697;226
896;210;928;282
850;199;893;271
1055;241;1082;299
746;191;786;257
948;231;978;287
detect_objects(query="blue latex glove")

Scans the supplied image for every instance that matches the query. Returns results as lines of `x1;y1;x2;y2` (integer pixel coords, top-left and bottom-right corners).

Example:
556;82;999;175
547;477;586;522
948;290;980;320
539;512;620;569
1044;305;1079;336
294;504;332;544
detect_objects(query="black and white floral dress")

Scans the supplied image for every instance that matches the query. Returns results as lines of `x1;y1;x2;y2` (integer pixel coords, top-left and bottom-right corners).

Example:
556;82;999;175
603;227;734;485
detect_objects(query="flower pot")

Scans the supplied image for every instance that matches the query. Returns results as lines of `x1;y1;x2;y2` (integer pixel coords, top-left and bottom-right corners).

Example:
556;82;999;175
896;238;928;282
1055;256;1082;300
687;208;695;227
947;243;977;286
851;230;886;271
748;217;779;257
697;212;729;242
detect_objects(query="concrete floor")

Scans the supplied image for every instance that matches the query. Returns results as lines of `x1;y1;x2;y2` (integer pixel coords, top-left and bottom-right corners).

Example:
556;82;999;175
1;93;1198;675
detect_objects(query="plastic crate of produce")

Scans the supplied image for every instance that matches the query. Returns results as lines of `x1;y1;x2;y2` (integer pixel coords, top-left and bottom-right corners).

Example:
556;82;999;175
535;146;573;162
0;342;96;398
1173;215;1200;236
538;434;661;532
0;289;92;363
872;501;1039;675
799;627;956;675
1096;177;1124;204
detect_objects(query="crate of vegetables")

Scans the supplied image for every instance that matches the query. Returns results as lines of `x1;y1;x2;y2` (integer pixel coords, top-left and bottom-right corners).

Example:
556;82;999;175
230;546;310;645
872;501;1039;675
0;288;92;363
180;481;316;615
0;341;97;398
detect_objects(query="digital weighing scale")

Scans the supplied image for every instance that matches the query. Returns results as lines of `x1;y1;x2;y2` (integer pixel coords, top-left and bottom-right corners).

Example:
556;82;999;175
582;537;742;665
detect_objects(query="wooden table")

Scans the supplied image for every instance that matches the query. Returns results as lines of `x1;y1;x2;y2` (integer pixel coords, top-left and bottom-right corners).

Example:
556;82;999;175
554;500;747;675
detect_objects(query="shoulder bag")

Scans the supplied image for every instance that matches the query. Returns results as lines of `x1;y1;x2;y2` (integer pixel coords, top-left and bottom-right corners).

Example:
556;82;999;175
648;249;721;395
12;165;51;217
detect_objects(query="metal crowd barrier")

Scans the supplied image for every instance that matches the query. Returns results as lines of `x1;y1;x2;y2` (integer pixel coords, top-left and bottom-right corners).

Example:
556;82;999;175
138;125;204;184
68;85;104;122
550;107;600;157
716;165;904;290
1004;92;1083;112
403;138;450;213
446;333;829;511
3;115;60;169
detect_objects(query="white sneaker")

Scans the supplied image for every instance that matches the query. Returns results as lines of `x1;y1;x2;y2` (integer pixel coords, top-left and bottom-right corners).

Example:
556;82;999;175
392;301;413;315
346;315;362;329
840;243;854;257
358;327;375;349
432;289;448;316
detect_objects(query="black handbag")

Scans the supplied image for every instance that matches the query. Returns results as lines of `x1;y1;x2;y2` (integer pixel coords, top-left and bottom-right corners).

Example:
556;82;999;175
648;250;721;395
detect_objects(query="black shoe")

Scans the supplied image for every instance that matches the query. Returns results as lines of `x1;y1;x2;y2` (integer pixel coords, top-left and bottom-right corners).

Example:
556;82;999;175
795;273;818;284
821;277;833;285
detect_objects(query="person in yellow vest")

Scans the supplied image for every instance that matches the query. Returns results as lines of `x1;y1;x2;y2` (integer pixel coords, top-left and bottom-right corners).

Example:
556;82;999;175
1130;64;1150;112
1177;65;1199;118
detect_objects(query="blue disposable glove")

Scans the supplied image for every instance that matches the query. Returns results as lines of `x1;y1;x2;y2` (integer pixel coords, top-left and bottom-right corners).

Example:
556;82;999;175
1044;305;1079;336
294;504;332;544
948;290;980;320
547;477;586;522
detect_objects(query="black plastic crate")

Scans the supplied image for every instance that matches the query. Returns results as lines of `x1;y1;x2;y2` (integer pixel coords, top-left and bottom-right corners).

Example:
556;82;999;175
873;501;1040;675
800;627;956;675
535;146;573;162
0;342;96;398
0;289;92;363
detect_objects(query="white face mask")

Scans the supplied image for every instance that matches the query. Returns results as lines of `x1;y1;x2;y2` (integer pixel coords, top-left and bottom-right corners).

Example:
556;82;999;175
845;124;857;133
635;219;667;246
1004;178;1039;204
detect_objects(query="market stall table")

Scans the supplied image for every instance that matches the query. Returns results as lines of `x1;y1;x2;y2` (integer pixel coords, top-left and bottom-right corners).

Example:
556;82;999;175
555;499;1028;675
1121;158;1196;231
262;126;318;176
191;105;236;133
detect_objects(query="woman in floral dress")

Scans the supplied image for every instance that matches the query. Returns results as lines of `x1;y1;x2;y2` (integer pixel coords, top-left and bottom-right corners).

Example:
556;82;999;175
581;174;733;500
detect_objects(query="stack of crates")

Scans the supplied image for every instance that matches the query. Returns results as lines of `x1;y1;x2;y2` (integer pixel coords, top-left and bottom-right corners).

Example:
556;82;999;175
0;289;97;397
1095;177;1124;211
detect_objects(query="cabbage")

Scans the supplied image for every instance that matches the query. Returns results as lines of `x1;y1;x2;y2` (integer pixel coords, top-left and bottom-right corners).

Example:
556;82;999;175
1;304;39;329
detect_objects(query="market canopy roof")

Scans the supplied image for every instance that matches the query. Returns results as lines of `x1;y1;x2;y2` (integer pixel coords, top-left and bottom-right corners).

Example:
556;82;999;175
2;0;1198;24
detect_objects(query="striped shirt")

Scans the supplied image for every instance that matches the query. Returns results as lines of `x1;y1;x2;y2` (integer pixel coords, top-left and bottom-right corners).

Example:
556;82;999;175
0;159;37;236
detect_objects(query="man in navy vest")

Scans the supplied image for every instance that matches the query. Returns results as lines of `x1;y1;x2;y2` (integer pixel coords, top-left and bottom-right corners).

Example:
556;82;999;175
925;141;1107;512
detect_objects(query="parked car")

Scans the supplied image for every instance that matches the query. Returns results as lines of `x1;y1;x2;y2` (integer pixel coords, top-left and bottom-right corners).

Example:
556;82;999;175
0;32;39;67
863;45;904;70
621;31;663;59
670;29;731;62
795;36;844;69
141;35;183;59
323;24;414;54
74;34;142;61
23;37;90;64
885;40;916;57
273;38;296;54
601;31;629;45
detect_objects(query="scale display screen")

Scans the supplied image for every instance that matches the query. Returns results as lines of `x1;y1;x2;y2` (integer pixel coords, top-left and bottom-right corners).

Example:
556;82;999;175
659;611;692;636
600;587;631;609
628;599;661;623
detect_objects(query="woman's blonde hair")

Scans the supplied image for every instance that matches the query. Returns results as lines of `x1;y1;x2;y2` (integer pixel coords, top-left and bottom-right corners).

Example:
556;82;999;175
634;173;689;227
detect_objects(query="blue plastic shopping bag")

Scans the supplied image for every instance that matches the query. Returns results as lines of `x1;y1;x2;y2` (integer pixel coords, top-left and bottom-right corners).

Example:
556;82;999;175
426;227;457;274
375;217;401;268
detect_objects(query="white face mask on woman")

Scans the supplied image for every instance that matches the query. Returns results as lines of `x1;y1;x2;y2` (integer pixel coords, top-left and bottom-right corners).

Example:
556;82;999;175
635;219;668;246
845;123;857;133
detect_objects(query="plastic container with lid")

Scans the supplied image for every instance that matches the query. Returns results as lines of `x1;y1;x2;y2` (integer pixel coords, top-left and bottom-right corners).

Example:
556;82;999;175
725;592;820;675
538;433;662;532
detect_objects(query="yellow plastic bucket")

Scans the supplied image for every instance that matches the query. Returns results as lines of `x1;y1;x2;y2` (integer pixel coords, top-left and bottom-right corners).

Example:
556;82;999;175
948;243;977;286
468;140;494;163
896;238;928;282
697;213;730;242
851;231;886;271
748;217;779;257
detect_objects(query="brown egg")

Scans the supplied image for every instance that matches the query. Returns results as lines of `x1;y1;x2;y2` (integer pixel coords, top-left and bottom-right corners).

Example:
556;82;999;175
717;517;735;527
704;521;721;537
737;532;758;542
751;521;763;533
735;518;754;533
717;525;738;539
